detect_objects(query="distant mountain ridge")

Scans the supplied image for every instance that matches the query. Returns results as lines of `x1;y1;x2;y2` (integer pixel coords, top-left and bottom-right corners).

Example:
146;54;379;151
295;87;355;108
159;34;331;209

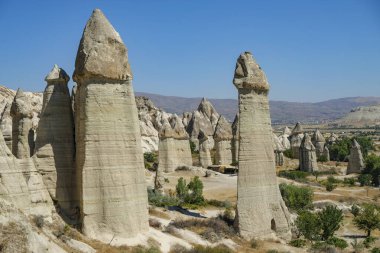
135;92;380;124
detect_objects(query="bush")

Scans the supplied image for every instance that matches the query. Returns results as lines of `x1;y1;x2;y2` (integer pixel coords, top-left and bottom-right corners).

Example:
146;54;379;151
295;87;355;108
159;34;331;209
353;204;380;237
147;187;179;207
363;236;377;248
325;181;337;192
351;204;360;217
318;155;328;163
250;239;261;249
358;174;373;186
343;177;356;186
283;149;293;159
289;239;306;248
318;205;343;241
371;247;380;253
363;154;380;186
279;183;313;211
295;211;321;241
189;140;198;154
278;170;310;182
206;199;232;209
176;177;188;201
326;237;348;249
33;215;45;228
186;176;205;205
144;152;156;163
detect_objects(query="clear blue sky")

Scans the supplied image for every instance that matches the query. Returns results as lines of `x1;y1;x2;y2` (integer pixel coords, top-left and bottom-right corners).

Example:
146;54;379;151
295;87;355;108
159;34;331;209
0;0;379;102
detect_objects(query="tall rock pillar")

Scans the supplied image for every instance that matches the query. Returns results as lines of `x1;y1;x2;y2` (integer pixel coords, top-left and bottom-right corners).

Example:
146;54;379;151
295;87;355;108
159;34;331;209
34;64;76;217
10;89;33;159
299;133;318;172
73;9;148;241
347;139;365;174
214;116;233;165
233;52;290;240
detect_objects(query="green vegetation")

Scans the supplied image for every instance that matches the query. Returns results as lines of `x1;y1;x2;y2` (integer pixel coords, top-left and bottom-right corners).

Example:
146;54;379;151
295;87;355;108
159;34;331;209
278;170;309;182
144;152;158;170
189;140;198;154
295;206;343;242
329;136;374;161
289;239;306;248
147;188;179;207
283;149;293;159
358;174;373;186
279;183;313;212
353;204;380;237
363;154;380;186
317;155;328;163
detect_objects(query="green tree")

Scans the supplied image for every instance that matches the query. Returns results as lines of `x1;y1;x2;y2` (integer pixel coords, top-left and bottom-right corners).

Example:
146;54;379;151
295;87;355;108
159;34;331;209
176;177;188;201
355;136;374;158
279;183;313;211
186;176;205;205
363;154;380;186
318;205;343;240
329;137;351;161
358;174;373;186
353;204;380;237
295;211;321;241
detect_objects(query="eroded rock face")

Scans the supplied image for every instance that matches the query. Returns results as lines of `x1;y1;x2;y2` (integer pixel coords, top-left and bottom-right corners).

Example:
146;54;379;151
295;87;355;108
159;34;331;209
323;146;330;161
273;133;285;166
290;122;304;159
198;130;212;168
10;89;33;159
34;65;77;217
299;133;318;172
347;139;365;174
158;116;192;172
233;52;290;240
214;116;232;165
73;9;148;241
312;129;326;158
231;114;239;164
197;98;220;130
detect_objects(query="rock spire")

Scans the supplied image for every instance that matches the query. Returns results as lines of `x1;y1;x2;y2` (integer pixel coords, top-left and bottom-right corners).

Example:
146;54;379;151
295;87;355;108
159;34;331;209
73;9;148;241
299;133;318;172
34;64;77;217
233;52;290;240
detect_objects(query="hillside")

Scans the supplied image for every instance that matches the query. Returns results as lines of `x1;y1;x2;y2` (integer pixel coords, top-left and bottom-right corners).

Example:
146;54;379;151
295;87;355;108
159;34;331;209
136;92;380;124
335;104;380;126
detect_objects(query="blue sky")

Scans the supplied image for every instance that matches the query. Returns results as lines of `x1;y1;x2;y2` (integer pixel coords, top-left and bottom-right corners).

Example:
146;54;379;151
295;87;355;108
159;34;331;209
0;0;379;102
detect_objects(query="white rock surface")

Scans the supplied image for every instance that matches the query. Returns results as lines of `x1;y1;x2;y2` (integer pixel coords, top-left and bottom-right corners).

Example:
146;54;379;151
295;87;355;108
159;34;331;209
73;9;149;241
233;52;291;240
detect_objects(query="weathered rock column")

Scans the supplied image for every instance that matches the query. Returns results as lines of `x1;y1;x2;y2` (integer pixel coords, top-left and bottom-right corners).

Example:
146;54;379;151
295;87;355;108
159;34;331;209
273;133;285;166
198;130;212;168
34;65;77;216
347;139;365;174
312;129;326;158
233;52;290;240
299;133;318;172
73;9;148;241
323;146;330;161
290;122;304;159
231;114;239;164
10;89;33;159
214;116;233;165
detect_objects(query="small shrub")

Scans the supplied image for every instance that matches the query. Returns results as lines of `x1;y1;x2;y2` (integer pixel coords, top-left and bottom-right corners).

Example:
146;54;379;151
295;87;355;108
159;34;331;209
149;218;162;229
147;187;179;207
206;199;232;208
283;149;293;159
358;174;373;186
144;152;156;163
278;170;309;182
351;239;365;253
326;237;348;249
363;236;377;248
350;204;360;217
318;155;328;163
280;183;313;211
311;241;337;253
343;177;355;186
325;181;337;192
371;247;380;253
33;215;45;228
189;140;198;154
289;239;306;248
250;239;261;249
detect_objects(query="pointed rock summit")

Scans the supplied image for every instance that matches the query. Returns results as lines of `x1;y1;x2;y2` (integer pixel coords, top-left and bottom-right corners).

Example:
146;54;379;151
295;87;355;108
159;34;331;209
34;64;76;217
347;139;365;174
233;52;290;240
299;133;318;172
73;9;148;241
73;9;132;82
